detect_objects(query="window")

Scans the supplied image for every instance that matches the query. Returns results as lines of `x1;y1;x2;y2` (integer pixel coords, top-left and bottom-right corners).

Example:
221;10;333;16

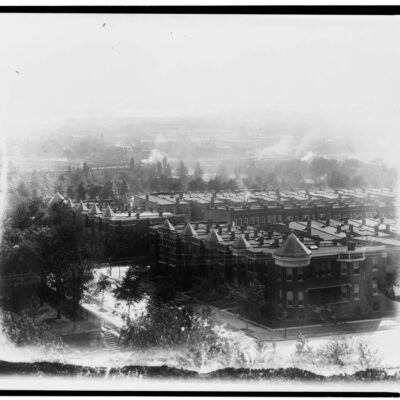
267;215;272;224
249;217;254;225
277;268;282;281
244;217;248;225
278;289;282;305
287;291;293;307
372;279;379;296
261;216;265;225
275;215;280;223
341;286;348;300
341;262;347;276
354;283;360;301
353;261;360;276
238;218;242;226
370;256;378;271
321;265;326;278
286;268;293;282
298;291;304;307
327;262;332;277
255;217;259;226
315;265;320;278
297;267;303;282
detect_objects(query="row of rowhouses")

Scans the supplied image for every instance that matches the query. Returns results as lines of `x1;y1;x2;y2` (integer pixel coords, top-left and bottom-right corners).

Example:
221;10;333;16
148;217;400;327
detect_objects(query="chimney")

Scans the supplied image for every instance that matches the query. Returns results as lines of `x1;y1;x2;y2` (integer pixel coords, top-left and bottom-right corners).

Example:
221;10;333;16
349;224;353;233
267;231;273;239
136;212;140;219
259;236;264;246
206;224;210;233
179;192;183;199
113;208;117;214
254;228;259;238
146;193;149;201
336;224;341;234
227;224;231;232
128;210;132;217
195;222;199;230
307;219;311;228
158;210;163;217
386;223;391;233
218;226;222;235
325;218;330;227
176;197;180;205
380;217;384;224
274;238;280;247
245;232;250;241
230;231;235;240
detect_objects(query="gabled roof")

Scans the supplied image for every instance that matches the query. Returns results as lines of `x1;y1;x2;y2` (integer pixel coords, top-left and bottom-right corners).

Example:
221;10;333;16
205;229;222;243
162;219;176;231
232;234;252;249
181;223;197;237
274;233;312;258
77;201;89;212
89;204;101;215
49;192;64;205
103;205;115;218
65;198;75;209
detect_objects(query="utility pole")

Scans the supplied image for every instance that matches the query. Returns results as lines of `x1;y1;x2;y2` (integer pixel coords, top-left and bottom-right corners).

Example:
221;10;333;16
283;311;288;339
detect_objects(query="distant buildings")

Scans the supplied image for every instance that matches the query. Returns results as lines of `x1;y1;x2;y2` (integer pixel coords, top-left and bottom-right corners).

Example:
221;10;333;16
134;188;396;227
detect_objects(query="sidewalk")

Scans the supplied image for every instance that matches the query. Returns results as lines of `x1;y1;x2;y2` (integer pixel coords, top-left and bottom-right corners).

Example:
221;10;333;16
190;298;400;342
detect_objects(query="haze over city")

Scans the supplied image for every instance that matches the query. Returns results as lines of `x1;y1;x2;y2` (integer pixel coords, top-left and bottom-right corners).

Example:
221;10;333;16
2;13;400;165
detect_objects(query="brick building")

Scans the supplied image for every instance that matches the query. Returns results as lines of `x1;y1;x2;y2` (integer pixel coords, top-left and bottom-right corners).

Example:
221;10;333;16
149;216;400;326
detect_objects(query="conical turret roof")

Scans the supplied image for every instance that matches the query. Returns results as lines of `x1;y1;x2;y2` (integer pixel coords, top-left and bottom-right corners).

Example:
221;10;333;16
181;223;197;237
103;205;115;218
89;204;101;215
49;192;64;205
274;233;312;258
65;198;75;209
77;201;88;212
205;229;222;243
162;219;175;231
232;234;252;249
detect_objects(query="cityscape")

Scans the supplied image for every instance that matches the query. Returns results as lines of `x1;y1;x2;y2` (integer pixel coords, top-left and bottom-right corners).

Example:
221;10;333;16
1;9;400;392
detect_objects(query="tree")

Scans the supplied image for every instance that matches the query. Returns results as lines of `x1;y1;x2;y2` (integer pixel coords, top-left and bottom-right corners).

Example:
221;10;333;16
87;183;103;200
193;162;204;179
327;170;350;189
129;157;135;171
102;181;115;200
2;310;65;352
96;275;112;310
76;182;87;200
188;177;206;191
162;156;172;177
156;161;163;177
113;267;144;324
64;263;94;329
176;160;189;187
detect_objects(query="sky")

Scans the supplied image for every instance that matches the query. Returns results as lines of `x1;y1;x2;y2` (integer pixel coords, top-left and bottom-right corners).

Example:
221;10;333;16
1;12;400;153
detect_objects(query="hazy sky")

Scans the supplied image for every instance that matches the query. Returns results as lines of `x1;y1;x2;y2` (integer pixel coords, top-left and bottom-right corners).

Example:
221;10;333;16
1;13;400;146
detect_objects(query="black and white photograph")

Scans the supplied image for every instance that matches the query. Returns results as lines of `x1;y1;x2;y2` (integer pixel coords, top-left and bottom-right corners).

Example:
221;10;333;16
1;5;400;394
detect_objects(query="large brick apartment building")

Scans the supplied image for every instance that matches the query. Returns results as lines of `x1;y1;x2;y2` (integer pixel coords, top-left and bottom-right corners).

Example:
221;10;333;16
149;216;400;326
